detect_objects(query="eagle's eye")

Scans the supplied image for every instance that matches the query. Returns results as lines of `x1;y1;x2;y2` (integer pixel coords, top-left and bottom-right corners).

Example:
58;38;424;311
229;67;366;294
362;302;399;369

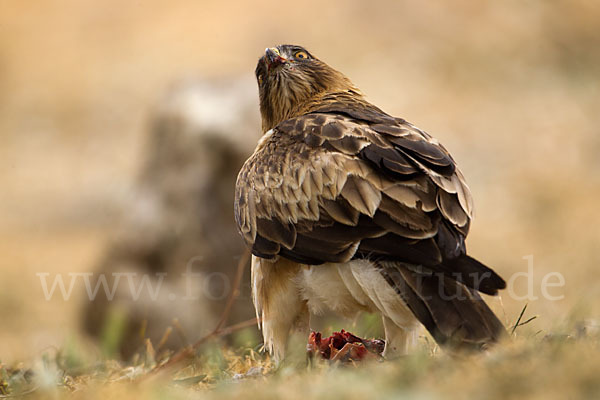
257;75;263;85
294;51;308;60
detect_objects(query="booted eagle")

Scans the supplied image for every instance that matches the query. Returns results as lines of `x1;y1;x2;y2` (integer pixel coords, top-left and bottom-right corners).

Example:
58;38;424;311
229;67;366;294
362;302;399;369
235;45;506;361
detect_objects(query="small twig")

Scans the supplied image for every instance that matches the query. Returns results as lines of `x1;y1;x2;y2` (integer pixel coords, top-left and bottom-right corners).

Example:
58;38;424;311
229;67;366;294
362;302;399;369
145;316;260;378
144;249;252;378
194;317;260;346
214;249;251;332
515;316;537;329
510;304;537;335
0;385;39;398
510;304;527;335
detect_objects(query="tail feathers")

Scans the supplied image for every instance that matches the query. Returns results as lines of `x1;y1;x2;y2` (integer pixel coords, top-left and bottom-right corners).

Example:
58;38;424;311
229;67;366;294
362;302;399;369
441;254;506;296
380;262;506;349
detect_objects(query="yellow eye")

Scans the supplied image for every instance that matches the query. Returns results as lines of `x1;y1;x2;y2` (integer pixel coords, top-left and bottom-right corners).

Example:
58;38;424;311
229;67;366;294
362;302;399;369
294;51;308;59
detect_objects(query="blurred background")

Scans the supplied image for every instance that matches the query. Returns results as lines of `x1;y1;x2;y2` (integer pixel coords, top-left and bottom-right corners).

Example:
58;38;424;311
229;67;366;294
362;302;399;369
1;0;599;363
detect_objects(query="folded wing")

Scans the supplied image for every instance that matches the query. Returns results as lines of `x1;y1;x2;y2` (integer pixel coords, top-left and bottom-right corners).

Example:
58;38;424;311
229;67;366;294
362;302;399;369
235;105;505;295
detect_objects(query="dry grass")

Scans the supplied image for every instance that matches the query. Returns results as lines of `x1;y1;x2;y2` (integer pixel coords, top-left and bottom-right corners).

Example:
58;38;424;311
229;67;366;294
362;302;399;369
2;316;599;400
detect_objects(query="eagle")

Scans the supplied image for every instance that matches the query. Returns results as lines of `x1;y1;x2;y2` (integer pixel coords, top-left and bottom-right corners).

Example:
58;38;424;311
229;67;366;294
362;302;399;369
235;45;506;362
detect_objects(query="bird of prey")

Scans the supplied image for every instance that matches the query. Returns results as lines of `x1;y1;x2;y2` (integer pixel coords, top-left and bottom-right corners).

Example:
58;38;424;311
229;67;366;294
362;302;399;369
235;45;506;362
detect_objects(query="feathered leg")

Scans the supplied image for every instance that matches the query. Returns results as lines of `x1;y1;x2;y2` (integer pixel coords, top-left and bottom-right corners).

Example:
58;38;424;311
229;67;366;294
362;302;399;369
341;260;421;357
251;256;308;363
382;316;418;358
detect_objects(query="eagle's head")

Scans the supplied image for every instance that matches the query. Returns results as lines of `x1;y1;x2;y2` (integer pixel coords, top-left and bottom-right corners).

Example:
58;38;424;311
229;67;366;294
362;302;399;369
255;44;357;132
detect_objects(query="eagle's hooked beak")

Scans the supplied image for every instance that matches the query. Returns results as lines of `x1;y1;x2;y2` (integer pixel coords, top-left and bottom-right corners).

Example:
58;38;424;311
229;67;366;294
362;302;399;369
265;47;286;71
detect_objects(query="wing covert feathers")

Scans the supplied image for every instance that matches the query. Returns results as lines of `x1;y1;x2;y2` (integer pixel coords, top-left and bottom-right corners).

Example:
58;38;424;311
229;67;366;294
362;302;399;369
235;101;504;296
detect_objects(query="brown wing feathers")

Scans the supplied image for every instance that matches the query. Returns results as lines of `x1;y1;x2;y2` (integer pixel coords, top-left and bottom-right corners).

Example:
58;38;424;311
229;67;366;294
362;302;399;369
234;109;505;296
